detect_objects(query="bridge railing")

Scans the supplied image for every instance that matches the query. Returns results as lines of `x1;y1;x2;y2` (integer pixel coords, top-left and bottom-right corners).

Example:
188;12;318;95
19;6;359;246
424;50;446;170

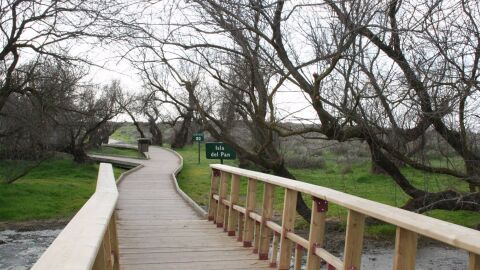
31;163;120;270
208;164;480;270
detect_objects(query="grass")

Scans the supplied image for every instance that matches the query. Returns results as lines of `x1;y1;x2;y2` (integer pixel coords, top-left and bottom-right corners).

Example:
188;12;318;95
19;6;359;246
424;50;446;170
0;157;126;221
176;144;480;237
88;146;144;159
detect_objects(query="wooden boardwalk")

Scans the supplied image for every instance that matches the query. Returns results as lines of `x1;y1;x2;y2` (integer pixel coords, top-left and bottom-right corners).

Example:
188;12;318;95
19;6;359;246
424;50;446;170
101;147;270;270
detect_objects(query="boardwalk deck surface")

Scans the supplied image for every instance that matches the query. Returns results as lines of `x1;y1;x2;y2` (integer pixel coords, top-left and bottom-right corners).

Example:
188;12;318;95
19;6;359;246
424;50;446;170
98;147;270;270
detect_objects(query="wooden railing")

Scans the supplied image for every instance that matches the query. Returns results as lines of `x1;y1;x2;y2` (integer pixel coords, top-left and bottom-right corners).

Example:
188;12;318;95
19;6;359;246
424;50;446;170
31;163;120;270
209;164;480;270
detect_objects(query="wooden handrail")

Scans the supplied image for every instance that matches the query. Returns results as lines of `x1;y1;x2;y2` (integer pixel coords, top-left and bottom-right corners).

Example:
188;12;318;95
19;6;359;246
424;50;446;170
209;164;480;270
31;163;120;270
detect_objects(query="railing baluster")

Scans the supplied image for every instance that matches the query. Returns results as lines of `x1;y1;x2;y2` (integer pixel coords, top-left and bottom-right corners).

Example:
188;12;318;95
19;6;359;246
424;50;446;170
109;212;120;270
270;232;280;268
103;223;113;270
294;244;304;270
253;221;261;253
238;212;244;242
259;183;275;260
227;174;241;236
343;210;365;270
278;188;298;270
92;237;107;270
469;252;480;270
208;169;220;222
393;227;417;270
306;197;327;270
216;171;229;228
243;178;257;247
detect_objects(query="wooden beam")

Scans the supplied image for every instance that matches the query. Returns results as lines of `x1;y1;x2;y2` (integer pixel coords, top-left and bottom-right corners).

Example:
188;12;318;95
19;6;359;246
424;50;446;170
259;183;275;260
278;188;298;270
294;244;303;270
393;227;417;270
469;252;480;270
227;174;241;236
215;171;230;227
270;232;279;268
343;210;365;270
306;198;327;270
208;169;220;222
243;178;257;247
109;213;119;270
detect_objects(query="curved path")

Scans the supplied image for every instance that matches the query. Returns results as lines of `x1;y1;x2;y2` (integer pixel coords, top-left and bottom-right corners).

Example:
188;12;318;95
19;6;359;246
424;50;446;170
96;147;270;270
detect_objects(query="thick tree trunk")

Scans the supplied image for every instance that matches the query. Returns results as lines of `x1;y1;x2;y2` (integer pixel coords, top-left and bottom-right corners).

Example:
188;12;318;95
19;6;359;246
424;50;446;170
72;147;90;163
149;120;163;146
171;117;191;149
273;163;312;223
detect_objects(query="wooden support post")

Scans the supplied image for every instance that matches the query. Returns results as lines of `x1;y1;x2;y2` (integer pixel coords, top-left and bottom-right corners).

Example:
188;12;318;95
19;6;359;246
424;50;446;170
469;253;480;270
259;183;275;260
92;238;107;270
237;212;244;242
306;197;327;270
215;171;229;228
393;227;417;270
103;225;113;270
270;232;279;268
227;174;241;236
253;221;260;253
243;178;257;247
278;188;298;270
294;244;303;270
343;210;366;270
208;169;220;222
109;213;120;270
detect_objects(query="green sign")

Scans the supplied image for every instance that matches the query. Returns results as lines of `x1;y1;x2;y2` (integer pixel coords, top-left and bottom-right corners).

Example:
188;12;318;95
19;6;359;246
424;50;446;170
206;142;236;160
192;133;204;142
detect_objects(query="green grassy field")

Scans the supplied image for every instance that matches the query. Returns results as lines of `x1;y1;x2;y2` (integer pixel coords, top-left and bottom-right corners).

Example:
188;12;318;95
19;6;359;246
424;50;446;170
0;158;126;221
88;146;144;159
176;144;480;236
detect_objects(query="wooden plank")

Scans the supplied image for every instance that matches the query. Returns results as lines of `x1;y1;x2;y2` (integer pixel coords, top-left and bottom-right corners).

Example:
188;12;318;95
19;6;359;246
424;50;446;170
306;198;327;270
270;232;279;268
227;174;241;236
110;213;120;270
278;189;298;270
215;171;230;227
208;169;220;221
210;164;480;255
393;227;417;270
258;183;275;260
294;244;303;270
469;252;480;270
243;178;257;247
253;221;260;253
343;210;365;270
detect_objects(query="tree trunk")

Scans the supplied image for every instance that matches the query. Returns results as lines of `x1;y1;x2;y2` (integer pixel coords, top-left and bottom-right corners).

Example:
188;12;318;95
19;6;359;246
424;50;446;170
273;163;312;222
149;120;163;146
72;147;90;163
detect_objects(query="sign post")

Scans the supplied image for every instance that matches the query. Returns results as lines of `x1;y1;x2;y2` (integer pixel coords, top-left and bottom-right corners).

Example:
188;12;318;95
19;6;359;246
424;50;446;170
192;133;204;164
205;142;236;164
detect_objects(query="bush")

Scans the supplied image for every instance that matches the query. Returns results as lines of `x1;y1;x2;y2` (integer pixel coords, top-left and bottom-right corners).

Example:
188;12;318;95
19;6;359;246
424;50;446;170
284;154;326;169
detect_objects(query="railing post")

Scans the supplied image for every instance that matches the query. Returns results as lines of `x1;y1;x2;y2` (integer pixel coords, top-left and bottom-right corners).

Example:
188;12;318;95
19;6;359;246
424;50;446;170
216;171;230;228
208;169;220;222
270;232;280;268
343;210;365;270
294;244;303;270
92;237;107;270
110;212;120;270
243;178;257;247
259;183;275;260
393;227;417;270
469;253;480;270
278;188;298;270
306;197;327;270
227;174;240;236
253;221;261;253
